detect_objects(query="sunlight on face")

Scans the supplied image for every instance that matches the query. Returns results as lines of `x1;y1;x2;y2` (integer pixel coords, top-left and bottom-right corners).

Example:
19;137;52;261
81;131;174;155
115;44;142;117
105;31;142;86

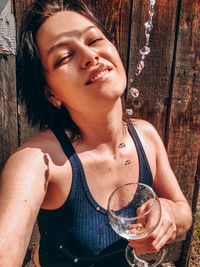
37;11;127;113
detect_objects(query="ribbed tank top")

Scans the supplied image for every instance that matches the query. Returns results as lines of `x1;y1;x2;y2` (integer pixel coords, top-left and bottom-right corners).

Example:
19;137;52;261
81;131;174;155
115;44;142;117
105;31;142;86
37;124;153;267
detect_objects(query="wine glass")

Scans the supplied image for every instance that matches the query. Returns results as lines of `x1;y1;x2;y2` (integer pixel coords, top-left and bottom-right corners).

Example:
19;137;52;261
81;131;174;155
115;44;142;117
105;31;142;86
107;182;166;267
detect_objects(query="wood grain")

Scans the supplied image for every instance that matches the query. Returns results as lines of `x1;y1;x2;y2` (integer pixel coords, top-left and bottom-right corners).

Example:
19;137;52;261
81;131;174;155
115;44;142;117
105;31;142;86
166;1;200;265
15;0;39;144
166;0;200;205
9;0;200;265
0;55;18;171
126;0;178;140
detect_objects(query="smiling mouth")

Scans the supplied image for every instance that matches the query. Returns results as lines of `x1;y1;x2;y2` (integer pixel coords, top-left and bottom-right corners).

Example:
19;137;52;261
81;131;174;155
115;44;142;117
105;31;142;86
86;68;111;85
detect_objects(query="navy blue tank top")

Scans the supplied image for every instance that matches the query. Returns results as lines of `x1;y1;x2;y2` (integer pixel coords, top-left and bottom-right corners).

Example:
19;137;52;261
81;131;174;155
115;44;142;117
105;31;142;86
37;124;153;267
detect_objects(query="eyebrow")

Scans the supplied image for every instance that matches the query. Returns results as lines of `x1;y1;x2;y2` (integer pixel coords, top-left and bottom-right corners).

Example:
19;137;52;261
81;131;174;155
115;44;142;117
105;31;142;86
47;25;96;57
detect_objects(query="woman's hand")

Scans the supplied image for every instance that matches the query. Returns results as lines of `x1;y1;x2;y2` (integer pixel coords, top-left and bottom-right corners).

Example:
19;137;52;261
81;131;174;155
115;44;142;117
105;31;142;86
130;121;192;255
129;198;177;254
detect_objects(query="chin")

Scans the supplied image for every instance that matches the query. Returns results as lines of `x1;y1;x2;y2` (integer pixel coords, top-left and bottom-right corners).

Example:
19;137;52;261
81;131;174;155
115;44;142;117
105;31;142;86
112;80;127;96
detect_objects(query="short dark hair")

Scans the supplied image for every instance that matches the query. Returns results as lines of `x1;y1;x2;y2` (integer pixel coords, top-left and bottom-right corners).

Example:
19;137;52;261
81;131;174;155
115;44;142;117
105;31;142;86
17;0;116;140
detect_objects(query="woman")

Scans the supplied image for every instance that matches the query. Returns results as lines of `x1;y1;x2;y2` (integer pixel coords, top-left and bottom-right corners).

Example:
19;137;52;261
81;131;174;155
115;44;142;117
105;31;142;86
0;0;192;266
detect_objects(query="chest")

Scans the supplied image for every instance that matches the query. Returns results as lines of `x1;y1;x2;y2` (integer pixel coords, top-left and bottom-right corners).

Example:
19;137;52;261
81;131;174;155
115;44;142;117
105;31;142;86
43;134;155;210
78;150;140;209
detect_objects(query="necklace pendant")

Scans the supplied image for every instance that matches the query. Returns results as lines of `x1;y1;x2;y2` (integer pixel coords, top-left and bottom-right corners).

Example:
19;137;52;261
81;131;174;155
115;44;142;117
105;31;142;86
124;160;131;165
118;143;126;149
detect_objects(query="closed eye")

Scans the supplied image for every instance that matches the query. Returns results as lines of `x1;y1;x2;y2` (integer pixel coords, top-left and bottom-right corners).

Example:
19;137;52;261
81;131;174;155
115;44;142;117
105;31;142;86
55;54;73;67
88;38;103;46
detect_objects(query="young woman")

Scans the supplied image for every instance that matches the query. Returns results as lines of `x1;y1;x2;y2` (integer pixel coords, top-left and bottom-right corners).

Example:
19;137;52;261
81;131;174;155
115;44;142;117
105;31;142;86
0;0;192;266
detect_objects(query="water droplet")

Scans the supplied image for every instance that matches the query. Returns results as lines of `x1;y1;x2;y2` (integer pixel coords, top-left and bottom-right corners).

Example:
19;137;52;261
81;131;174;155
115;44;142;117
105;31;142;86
135;0;156;76
137;60;144;71
126;109;133;116
135;68;142;76
140;46;150;56
150;0;156;8
59;245;63;249
144;21;153;33
149;9;154;17
130;87;140;98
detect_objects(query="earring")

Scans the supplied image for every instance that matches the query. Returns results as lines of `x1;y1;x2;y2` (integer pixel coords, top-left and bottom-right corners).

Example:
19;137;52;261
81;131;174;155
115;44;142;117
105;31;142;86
56;102;61;109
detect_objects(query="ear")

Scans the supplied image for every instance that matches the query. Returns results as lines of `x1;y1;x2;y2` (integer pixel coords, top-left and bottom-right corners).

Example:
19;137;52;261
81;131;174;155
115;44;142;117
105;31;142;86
44;86;62;108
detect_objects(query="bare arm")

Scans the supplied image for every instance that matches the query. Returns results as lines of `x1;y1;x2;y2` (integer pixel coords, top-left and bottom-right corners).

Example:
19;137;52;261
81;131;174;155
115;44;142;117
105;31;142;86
0;146;48;267
152;124;192;235
130;120;192;253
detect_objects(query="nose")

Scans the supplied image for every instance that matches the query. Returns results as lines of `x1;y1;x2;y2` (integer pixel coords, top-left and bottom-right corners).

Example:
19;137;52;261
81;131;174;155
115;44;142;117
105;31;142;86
80;46;100;69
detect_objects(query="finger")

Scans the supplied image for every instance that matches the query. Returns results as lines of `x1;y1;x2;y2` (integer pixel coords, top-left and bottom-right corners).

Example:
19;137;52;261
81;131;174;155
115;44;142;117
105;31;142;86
152;222;176;250
148;219;176;252
137;199;161;233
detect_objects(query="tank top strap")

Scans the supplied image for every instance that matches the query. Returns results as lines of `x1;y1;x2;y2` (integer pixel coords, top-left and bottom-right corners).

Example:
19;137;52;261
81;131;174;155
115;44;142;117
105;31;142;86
50;126;84;205
50;126;76;159
50;125;153;189
128;124;153;187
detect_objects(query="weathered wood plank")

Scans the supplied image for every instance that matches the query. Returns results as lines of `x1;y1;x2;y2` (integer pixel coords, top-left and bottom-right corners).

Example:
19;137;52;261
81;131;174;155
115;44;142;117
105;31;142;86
15;0;39;144
166;0;200;206
0;0;17;170
166;0;200;265
126;0;178;140
0;54;18;171
0;0;16;55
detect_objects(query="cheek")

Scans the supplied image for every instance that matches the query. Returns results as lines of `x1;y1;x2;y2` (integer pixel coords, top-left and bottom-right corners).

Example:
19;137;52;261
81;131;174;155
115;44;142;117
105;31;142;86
107;45;125;72
46;67;78;89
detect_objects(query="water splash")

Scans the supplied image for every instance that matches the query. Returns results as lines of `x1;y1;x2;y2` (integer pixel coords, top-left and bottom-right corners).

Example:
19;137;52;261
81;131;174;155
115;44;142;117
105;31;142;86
127;0;157;115
135;0;156;76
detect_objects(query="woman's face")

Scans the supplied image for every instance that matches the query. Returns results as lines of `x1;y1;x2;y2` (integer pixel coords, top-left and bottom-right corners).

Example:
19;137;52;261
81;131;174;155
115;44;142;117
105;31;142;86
37;11;127;113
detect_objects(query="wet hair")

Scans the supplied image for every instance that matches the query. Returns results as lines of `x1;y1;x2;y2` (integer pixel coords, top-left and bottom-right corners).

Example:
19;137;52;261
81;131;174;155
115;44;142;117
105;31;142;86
17;0;116;140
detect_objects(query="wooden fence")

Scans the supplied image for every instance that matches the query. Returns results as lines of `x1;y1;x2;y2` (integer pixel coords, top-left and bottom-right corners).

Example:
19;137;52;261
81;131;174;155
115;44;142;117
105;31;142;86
0;0;200;266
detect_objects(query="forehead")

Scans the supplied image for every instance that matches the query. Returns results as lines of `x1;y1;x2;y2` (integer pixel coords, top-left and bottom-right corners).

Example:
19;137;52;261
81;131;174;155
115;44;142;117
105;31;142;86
37;11;96;45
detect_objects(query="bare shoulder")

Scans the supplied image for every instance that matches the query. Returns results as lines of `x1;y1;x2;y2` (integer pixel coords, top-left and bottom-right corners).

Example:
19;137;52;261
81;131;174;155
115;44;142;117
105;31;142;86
5;129;54;169
0;129;61;265
130;118;162;147
16;128;57;154
1;129;61;191
12;128;63;164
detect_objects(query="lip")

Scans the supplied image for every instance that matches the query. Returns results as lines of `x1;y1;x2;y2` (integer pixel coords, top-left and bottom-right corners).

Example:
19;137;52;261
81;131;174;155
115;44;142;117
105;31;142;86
85;64;112;85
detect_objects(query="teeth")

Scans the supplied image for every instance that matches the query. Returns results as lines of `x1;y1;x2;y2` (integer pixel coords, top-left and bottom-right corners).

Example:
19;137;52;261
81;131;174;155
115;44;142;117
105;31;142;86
91;69;109;82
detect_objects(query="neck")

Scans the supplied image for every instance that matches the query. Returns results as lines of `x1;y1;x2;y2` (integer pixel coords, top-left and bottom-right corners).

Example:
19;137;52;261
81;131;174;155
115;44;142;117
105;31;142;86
68;98;127;151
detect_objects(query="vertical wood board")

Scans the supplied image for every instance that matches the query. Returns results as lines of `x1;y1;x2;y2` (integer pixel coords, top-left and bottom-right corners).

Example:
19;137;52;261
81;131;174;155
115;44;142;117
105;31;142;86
0;55;18;171
126;0;178;140
15;0;39;144
165;1;200;264
166;0;200;200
